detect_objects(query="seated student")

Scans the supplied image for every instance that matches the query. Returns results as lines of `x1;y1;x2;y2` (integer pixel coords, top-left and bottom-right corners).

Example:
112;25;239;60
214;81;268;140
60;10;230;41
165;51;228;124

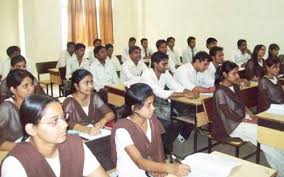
63;69;115;135
106;44;121;72
56;42;75;68
267;43;280;60
257;58;284;113
2;46;32;78
206;37;217;51
233;39;251;67
110;83;190;177
140;38;153;60
1;94;108;177
156;39;177;73
174;51;215;93
245;44;266;81
213;61;284;176
122;37;136;62
120;46;147;86
0;69;35;151
88;38;102;63
0;55;45;103
182;36;198;64
166;37;181;66
66;43;89;79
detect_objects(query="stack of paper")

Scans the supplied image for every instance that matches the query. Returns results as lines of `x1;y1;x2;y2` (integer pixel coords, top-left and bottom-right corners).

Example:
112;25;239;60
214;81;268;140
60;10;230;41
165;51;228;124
266;104;284;116
68;128;111;141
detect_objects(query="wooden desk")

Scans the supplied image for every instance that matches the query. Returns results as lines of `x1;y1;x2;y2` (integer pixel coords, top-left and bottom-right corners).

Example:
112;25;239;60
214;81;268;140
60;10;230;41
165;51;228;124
105;83;126;107
279;77;284;85
167;151;276;177
239;81;258;108
48;68;62;85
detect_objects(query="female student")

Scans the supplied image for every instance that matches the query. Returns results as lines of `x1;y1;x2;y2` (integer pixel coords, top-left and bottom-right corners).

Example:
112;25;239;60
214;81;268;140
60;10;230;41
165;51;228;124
267;43;280;60
1;94;108;177
0;69;35;151
257;58;284;112
110;83;190;177
63;69;115;135
213;61;284;176
245;44;266;81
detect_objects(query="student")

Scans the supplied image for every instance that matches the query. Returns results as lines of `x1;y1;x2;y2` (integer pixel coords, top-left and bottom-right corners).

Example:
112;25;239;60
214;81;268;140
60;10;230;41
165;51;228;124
213;61;284;176
140;38;153;59
89;45;119;92
122;37;136;62
166;37;181;65
65;43;90;79
0;55;45;103
120;46;148;86
174;51;215;93
233;39;251;67
63;69;114;135
106;44;121;72
110;83;190;177
182;36;198;64
156;39;177;73
2;46;32;78
257;58;284;113
1;94;108;177
245;44;266;81
206;37;217;51
0;69;35;151
89;38;102;63
56;42;76;68
267;43;280;60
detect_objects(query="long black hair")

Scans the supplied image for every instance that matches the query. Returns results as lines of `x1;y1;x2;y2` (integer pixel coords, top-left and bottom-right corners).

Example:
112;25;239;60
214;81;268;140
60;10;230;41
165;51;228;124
214;61;239;86
70;69;93;94
251;44;265;63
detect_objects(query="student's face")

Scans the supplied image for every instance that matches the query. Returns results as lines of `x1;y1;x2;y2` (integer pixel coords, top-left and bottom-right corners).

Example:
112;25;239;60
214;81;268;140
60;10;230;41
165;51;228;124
135;96;155;119
67;45;75;55
224;67;240;84
207;42;217;50
94;41;102;47
33;102;68;144
196;60;209;72
141;40;148;49
258;46;266;58
158;43;168;54
130;49;141;63
167;39;175;48
11;77;35;100
12;61;26;70
189;39;196;49
239;42;247;52
266;63;280;76
129;41;136;48
213;51;224;65
75;75;94;96
270;49;279;57
106;47;114;57
75;48;85;58
155;59;168;73
96;48;107;60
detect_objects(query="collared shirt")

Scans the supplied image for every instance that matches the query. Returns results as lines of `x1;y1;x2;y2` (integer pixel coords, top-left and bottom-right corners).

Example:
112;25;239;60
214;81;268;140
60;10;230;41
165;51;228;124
199;62;216;87
141;47;153;59
120;58;148;85
167;47;181;65
88;48;96;64
141;68;184;99
122;47;130;63
2;58;33;78
56;50;73;68
182;47;198;64
233;49;251;66
65;55;90;79
107;55;121;71
89;59;119;90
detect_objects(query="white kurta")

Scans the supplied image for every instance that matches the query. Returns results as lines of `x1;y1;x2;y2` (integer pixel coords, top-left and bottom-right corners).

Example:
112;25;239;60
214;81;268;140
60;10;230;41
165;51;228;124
65;55;90;79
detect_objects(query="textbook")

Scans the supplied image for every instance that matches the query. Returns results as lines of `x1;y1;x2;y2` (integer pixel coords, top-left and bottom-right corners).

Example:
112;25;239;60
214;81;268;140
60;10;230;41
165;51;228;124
182;153;240;177
266;104;284;116
68;128;111;141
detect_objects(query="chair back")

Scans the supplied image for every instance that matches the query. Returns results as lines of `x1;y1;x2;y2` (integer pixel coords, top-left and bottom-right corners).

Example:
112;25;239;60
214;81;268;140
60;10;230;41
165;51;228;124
35;61;57;80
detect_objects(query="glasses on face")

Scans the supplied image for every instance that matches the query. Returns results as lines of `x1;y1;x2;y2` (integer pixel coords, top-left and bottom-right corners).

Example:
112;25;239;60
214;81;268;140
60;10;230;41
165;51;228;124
39;113;69;127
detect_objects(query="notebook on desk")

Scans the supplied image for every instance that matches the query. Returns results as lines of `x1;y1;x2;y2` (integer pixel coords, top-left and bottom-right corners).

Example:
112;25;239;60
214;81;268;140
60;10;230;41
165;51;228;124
68;128;111;141
266;104;284;116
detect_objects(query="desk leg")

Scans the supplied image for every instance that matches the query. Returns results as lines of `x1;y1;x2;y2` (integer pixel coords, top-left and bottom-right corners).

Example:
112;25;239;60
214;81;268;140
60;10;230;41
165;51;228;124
256;142;261;164
51;83;53;97
194;105;198;153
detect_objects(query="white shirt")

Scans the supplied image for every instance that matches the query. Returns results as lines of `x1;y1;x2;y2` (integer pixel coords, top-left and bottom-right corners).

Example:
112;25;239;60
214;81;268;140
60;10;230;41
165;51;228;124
56;50;73;68
89;59;119;90
88;48;96;64
141;47;153;59
233;49;251;66
1;143;100;177
122;47;130;63
120;59;148;85
200;62;216;87
182;47;198;64
2;57;33;78
115;118;151;177
168;56;177;74
107;55;121;71
65;55;90;79
167;47;181;65
141;68;184;99
173;62;207;90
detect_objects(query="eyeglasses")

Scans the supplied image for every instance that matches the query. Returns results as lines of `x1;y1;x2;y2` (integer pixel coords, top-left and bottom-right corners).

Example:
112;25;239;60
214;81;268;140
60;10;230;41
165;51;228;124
39;113;69;127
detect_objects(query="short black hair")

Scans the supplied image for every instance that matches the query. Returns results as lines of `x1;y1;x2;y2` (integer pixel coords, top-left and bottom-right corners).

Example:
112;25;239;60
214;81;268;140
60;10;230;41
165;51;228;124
93;38;102;46
6;46;20;57
237;39;246;48
129;46;141;54
151;51;168;68
155;39;167;49
265;58;280;68
187;36;196;45
206;37;217;46
6;69;34;91
67;42;75;48
166;37;175;43
129;37;136;42
75;43;86;50
105;43;114;50
209;46;223;57
93;45;105;55
11;55;26;67
192;51;210;63
140;38;148;44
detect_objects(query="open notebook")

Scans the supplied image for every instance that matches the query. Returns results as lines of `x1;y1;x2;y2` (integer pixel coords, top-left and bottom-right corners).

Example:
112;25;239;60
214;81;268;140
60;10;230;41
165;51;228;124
182;153;240;177
266;104;284;116
68;128;111;141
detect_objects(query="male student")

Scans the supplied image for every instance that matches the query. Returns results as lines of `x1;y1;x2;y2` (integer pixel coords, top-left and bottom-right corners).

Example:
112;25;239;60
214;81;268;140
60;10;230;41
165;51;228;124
56;42;75;68
120;46;147;86
206;37;217;51
167;37;181;66
156;39;177;73
89;38;102;63
140;38;153;59
106;44;121;72
2;46;32;78
122;37;136;62
182;36;198;64
174;51;215;93
66;43;89;79
233;39;251;67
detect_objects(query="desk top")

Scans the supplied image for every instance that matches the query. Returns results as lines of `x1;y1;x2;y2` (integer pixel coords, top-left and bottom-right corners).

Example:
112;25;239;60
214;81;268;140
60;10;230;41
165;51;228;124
171;95;211;106
240;81;258;90
48;68;59;72
257;112;284;123
106;83;126;91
